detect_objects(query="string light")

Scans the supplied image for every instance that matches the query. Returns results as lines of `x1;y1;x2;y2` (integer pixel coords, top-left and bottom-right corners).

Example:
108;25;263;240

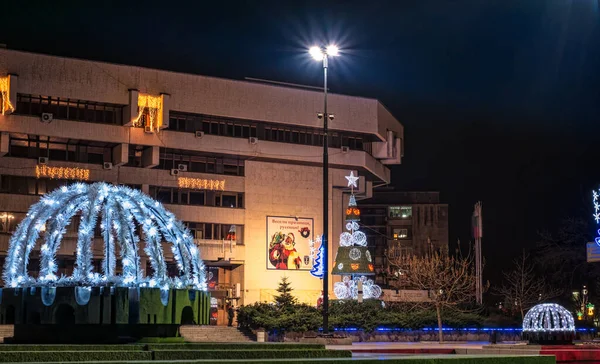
36;165;90;181
3;182;206;291
178;177;225;191
522;303;575;333
309;235;324;278
0;76;14;115
133;94;163;132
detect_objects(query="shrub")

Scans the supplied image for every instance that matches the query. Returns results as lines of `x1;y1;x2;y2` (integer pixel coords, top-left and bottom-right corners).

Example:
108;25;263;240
0;351;152;362
0;345;144;351
152;349;352;360
238;299;484;333
146;343;325;350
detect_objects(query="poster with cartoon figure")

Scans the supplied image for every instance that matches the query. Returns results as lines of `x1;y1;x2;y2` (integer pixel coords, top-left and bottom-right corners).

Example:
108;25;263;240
267;216;314;270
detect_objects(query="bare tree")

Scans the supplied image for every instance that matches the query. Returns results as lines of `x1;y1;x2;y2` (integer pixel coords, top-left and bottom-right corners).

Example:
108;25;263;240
388;251;477;342
536;217;595;287
496;251;562;320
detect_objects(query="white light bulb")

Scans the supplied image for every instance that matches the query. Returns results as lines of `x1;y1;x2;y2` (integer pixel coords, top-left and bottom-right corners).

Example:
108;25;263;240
326;45;339;56
309;46;324;61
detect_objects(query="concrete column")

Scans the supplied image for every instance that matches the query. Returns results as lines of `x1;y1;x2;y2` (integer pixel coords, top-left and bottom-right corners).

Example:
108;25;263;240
141;146;159;168
141;184;150;194
112;143;128;166
123;89;139;127
6;74;17;115
0;132;9;156
160;93;170;130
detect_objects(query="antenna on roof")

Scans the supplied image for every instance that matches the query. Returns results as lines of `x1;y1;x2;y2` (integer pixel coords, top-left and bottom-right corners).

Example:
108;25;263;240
244;77;327;91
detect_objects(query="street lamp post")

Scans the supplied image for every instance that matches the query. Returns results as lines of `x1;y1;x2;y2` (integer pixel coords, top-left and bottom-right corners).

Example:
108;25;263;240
309;45;339;335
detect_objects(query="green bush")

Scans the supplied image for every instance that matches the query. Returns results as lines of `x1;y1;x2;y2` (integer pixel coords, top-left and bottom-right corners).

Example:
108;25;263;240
0;351;152;362
238;299;484;333
152;349;352;360
0;345;144;351
146;343;325;350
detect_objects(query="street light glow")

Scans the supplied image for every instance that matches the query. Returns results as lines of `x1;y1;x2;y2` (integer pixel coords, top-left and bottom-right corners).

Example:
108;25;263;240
326;45;339;56
309;46;324;61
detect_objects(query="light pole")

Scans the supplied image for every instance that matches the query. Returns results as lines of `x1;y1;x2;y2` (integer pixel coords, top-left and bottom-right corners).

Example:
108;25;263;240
309;44;339;335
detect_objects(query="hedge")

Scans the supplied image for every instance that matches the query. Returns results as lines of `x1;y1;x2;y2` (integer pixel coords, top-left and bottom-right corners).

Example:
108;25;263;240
0;351;152;362
152;349;352;360
238;300;484;333
20;356;555;364
0;344;144;351
145;343;325;350
137;337;186;343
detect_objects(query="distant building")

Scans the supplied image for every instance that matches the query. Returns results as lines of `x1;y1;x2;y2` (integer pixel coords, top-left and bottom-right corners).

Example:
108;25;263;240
358;189;448;288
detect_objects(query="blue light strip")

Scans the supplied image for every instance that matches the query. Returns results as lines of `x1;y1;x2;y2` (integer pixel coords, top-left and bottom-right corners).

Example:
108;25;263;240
325;327;596;332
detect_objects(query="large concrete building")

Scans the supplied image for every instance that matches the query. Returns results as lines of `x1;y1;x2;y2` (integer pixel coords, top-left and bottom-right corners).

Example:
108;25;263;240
359;189;448;288
0;48;403;318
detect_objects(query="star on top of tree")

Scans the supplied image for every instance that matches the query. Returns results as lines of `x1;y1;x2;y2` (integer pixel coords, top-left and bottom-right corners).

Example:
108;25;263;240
345;171;359;188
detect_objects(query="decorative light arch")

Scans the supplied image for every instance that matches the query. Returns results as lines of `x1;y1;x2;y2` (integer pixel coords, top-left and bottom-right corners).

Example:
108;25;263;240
3;182;206;291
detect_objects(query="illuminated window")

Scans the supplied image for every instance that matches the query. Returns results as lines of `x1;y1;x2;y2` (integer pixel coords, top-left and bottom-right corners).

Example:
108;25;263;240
393;228;409;240
389;206;412;219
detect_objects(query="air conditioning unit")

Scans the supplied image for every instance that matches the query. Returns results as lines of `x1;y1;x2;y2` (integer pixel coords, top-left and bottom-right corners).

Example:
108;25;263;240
103;162;113;170
144;125;153;134
195;131;204;138
249;137;258;145
177;164;188;172
38;157;48;165
41;113;53;123
341;146;350;153
170;169;180;176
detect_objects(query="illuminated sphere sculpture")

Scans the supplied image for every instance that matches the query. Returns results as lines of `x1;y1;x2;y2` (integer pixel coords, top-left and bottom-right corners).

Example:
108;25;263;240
3;182;206;290
522;303;575;344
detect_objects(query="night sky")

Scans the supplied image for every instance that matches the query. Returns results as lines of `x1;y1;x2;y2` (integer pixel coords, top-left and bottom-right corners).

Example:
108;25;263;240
2;0;600;283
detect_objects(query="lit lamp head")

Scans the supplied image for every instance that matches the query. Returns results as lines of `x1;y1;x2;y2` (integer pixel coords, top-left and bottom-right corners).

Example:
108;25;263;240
309;45;340;61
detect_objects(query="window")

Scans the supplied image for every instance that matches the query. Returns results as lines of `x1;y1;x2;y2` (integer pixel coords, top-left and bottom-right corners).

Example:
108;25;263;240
167;111;373;154
185;222;244;244
0;212;25;234
148;186;243;208
389;206;412;219
8;135;113;165
15;94;123;124
0;175;75;195
393;228;409;240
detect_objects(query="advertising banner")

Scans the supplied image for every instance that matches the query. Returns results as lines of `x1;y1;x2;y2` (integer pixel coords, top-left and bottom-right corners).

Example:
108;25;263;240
267;216;314;270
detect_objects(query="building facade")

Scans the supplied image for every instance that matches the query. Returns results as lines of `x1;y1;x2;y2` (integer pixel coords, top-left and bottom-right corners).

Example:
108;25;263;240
0;48;403;317
359;189;448;288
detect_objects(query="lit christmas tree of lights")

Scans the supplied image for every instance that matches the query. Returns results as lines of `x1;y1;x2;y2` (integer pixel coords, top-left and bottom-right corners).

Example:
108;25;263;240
3;182;206;291
332;171;381;300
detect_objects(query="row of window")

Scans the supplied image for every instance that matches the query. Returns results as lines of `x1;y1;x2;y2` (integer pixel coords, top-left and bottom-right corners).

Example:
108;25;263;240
15;94;123;124
185;222;243;243
148;186;243;208
9;135;113;164
0;211;244;244
11;93;377;155
167;111;368;150
127;146;245;176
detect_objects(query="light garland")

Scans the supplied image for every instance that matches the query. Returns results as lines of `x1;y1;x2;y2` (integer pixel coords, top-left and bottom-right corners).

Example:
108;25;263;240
0;76;14;115
133;94;163;132
36;165;90;181
593;189;600;246
3;182;206;291
309;235;324;278
178;177;225;191
334;275;382;300
522;303;575;333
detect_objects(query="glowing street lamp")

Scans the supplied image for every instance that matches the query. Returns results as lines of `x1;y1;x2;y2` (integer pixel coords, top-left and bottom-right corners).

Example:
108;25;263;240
309;44;339;335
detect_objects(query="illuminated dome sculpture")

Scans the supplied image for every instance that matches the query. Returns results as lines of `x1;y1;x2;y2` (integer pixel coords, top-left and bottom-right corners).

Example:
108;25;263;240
522;303;575;344
3;182;206;290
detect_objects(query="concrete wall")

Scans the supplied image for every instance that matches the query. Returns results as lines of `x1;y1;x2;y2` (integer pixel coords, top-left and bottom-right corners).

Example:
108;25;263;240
0;48;402;140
